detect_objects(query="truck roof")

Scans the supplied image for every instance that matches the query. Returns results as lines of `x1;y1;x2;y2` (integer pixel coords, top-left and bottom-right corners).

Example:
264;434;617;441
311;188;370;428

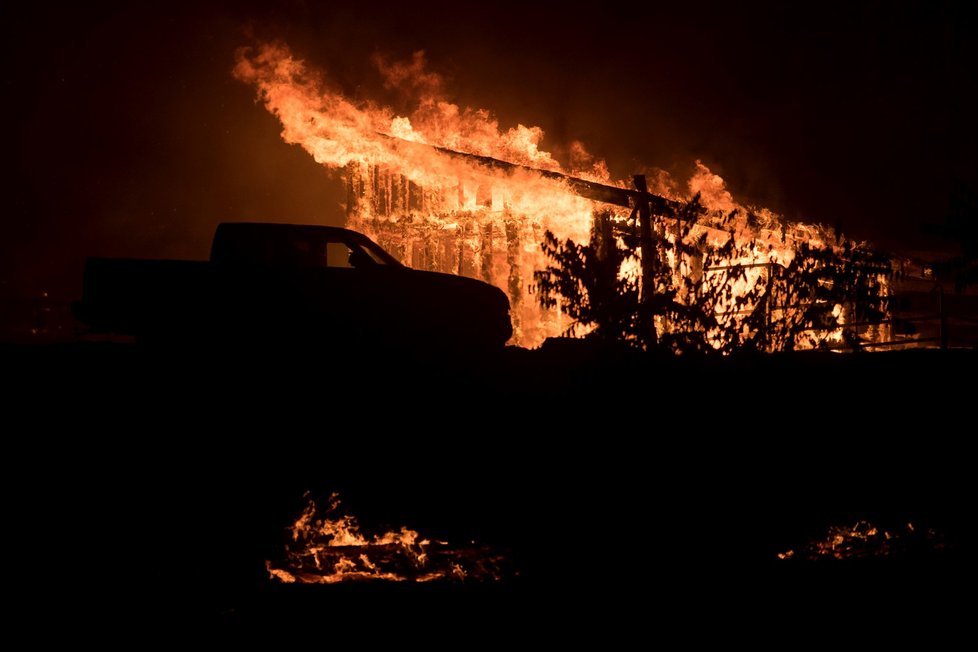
211;222;402;267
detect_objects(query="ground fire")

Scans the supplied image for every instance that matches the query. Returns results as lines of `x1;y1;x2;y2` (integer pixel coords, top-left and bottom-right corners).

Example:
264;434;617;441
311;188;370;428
265;493;509;584
778;521;948;561
234;43;912;350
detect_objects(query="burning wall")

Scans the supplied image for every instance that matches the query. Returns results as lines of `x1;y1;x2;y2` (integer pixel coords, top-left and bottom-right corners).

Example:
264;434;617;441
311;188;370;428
342;160;578;346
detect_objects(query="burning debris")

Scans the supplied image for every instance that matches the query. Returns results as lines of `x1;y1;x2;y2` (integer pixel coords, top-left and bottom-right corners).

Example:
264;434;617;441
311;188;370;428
266;493;510;584
778;521;948;562
235;42;903;350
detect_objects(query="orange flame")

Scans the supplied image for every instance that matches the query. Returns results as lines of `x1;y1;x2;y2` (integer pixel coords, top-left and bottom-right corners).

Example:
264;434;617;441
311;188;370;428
778;521;946;561
266;493;508;584
234;43;879;348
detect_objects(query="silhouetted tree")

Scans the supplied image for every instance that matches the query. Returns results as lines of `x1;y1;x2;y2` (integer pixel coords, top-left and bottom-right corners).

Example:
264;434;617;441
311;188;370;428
535;196;891;353
742;239;892;351
534;210;642;345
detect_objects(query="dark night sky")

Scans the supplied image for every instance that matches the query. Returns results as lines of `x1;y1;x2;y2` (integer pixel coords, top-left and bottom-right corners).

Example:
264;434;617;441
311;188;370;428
3;0;976;298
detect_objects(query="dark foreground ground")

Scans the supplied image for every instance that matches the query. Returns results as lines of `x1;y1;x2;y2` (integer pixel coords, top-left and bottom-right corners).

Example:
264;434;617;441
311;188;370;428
4;341;974;642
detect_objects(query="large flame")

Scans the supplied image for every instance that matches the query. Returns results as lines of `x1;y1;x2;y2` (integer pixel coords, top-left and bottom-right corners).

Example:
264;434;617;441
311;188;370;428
234;43;881;348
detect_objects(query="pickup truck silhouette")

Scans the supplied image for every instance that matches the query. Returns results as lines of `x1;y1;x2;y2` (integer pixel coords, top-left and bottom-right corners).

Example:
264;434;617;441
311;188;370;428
73;222;513;350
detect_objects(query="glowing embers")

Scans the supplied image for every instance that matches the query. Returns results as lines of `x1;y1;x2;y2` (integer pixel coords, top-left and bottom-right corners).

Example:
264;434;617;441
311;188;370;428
266;493;510;584
778;521;948;561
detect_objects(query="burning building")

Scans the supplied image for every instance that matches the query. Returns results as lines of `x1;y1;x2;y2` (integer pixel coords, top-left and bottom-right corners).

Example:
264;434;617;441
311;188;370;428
234;43;905;350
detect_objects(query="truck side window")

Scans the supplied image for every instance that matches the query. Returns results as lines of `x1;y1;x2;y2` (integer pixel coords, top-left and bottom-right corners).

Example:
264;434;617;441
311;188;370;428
325;242;353;268
348;247;378;268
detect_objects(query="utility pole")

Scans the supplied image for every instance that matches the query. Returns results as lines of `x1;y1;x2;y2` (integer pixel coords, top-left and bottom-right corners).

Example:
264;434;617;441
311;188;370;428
633;174;657;348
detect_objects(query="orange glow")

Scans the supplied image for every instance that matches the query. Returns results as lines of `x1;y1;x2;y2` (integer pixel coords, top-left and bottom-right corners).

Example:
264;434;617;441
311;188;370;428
265;493;508;584
778;521;946;561
235;43;884;348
